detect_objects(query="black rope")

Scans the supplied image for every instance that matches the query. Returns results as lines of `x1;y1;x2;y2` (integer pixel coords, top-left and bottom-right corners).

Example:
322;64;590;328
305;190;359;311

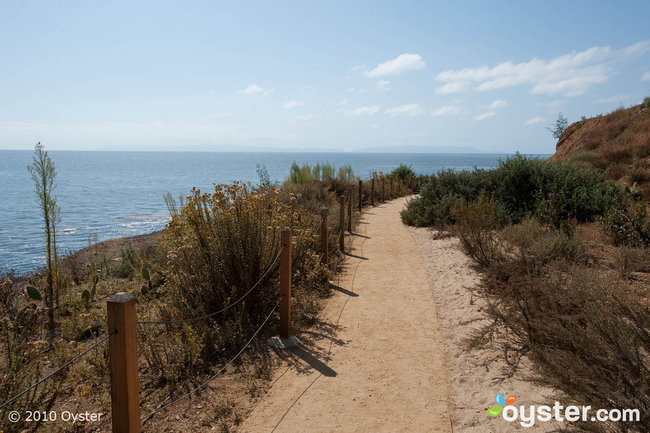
0;330;115;410
141;297;282;424
139;248;283;325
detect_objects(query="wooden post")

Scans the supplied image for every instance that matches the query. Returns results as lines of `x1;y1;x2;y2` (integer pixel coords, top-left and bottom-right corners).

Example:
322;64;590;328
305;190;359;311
358;180;363;212
371;178;375;206
280;228;292;338
347;190;353;233
107;292;141;433
320;207;328;266
390;177;393;198
381;176;385;202
338;196;345;251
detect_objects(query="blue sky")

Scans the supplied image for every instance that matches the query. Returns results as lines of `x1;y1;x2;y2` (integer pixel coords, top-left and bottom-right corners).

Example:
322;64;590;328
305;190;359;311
1;0;649;153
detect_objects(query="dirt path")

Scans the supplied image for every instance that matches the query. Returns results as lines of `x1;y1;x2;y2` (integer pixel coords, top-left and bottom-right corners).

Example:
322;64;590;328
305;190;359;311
241;197;453;433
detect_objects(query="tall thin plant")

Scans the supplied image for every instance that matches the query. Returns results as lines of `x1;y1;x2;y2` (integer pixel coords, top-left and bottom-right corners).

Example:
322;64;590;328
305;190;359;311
27;142;60;329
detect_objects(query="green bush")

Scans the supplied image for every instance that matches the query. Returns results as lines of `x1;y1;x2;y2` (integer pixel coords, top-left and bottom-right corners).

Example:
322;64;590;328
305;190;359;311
389;164;416;180
287;162;356;185
401;153;630;229
111;245;137;278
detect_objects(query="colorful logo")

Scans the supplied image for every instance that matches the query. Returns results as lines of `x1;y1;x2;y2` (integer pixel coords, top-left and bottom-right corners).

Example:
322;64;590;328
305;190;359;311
487;393;517;417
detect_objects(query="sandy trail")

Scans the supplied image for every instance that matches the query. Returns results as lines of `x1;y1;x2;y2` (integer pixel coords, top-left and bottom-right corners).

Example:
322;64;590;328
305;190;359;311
241;197;452;433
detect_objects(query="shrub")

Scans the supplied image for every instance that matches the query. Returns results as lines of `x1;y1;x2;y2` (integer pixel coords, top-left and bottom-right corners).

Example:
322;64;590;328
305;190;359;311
286;162;356;185
600;199;650;247
499;219;586;265
154;183;325;380
613;246;650;278
0;274;65;429
161;183;317;322
479;262;650;432
566;151;597;164
600;143;634;165
449;196;503;267
111;245;137;278
628;167;650;184
401;154;629;229
605;163;628;180
389;164;416;180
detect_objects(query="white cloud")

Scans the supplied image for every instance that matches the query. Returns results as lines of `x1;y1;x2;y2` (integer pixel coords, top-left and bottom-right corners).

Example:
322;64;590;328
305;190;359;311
364;53;425;78
435;81;468;94
490;99;508;109
623;40;650;56
385;104;425;117
351;64;366;71
475;111;496;121
431;105;462;116
524;116;546;125
371;123;379;128
434;42;649;97
343;105;380;116
283;100;304;109
376;80;391;89
239;84;274;95
338;98;349;106
642;71;650;81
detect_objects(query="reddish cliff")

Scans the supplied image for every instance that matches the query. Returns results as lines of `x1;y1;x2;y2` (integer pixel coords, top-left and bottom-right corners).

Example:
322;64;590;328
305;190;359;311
548;98;650;200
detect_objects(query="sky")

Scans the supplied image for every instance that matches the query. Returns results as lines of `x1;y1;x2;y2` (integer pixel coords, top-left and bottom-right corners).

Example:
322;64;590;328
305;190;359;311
1;0;649;154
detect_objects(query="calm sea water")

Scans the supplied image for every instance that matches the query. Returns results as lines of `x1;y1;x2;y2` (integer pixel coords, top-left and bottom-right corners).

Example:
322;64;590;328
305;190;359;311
0;150;547;274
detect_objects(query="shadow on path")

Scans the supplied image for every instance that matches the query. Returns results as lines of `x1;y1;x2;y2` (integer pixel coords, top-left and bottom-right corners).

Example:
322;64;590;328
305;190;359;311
330;284;359;297
288;345;337;377
343;251;368;260
348;232;370;239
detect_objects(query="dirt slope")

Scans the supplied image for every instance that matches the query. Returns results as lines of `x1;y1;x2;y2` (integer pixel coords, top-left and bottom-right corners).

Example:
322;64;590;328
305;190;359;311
548;99;649;163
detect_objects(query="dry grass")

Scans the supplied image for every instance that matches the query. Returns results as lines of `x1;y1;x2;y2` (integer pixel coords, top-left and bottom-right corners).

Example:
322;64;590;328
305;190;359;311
454;217;650;432
449;196;504;267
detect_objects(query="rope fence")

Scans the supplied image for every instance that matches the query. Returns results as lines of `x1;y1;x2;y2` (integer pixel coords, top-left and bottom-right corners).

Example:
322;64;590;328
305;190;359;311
138;248;284;325
141;297;283;424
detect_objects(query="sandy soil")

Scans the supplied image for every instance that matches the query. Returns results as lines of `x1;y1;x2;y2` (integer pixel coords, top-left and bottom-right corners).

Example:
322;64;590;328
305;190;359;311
409;225;559;432
241;198;453;433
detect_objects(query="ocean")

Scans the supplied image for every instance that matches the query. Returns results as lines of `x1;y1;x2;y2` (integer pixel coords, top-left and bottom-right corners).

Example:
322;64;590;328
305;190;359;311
0;150;545;274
